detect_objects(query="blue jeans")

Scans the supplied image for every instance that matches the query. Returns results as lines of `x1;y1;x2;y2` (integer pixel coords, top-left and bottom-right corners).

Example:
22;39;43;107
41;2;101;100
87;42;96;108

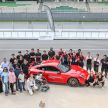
19;82;25;92
4;82;9;94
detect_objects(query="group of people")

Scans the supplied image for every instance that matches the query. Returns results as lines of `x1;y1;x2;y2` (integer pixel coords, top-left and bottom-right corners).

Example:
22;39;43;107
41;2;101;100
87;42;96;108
0;47;108;96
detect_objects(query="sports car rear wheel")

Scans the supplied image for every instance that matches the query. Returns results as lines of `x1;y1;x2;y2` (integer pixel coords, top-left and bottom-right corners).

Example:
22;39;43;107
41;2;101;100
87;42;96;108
68;78;79;87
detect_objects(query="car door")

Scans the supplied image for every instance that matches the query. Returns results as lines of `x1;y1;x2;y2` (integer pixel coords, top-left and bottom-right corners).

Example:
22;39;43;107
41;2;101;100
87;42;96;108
43;66;65;83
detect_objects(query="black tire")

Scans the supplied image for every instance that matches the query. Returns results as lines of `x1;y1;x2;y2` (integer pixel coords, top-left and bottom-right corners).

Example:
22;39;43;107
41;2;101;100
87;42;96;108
68;78;79;87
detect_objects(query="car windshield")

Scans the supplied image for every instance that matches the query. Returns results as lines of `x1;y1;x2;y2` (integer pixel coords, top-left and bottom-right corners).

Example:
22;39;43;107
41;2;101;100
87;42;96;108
58;64;70;72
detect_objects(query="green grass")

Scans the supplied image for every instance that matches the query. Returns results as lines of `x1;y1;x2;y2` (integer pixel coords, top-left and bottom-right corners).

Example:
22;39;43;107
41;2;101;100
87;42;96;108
97;2;108;5
0;2;29;7
51;6;86;12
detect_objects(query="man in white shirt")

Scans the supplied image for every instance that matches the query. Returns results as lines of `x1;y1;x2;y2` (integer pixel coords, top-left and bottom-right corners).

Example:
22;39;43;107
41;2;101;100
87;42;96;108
93;54;100;73
1;58;9;70
86;52;93;72
27;74;38;95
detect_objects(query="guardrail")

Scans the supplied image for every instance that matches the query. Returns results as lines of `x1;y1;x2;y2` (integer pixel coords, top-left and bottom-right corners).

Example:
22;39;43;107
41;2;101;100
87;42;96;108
0;29;108;40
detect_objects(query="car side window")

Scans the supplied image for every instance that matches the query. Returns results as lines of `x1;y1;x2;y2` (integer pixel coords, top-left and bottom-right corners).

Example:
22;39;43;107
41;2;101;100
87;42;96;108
37;66;46;71
45;66;59;72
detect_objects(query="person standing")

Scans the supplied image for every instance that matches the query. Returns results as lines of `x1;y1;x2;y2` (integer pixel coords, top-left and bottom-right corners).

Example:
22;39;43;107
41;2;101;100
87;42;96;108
18;71;26;93
101;55;108;78
13;59;20;69
10;54;16;65
78;52;85;68
1;67;9;96
35;49;42;64
70;52;77;65
48;47;55;59
18;56;24;68
17;51;23;61
14;65;21;91
9;68;16;95
0;66;3;93
60;51;69;65
93;54;100;73
22;59;29;79
58;48;64;57
24;50;30;62
1;58;9;70
86;52;93;72
29;48;36;63
42;50;48;61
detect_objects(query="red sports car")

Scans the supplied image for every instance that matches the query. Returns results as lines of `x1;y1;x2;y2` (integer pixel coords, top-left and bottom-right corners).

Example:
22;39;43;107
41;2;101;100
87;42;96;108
29;60;89;87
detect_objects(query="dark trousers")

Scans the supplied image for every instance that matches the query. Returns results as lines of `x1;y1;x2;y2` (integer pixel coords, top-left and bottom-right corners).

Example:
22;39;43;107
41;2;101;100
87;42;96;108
94;66;99;73
16;79;20;91
86;64;92;71
0;81;3;93
10;83;15;93
101;66;108;77
79;62;84;68
19;82;25;92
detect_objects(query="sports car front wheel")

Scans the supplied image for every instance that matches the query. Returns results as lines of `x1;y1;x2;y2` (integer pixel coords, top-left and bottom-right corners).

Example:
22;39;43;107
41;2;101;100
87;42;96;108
68;78;79;87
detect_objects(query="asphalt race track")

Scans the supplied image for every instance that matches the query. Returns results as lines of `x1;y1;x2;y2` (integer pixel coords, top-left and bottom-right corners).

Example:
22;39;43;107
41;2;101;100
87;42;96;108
0;39;108;108
0;13;108;21
0;40;108;62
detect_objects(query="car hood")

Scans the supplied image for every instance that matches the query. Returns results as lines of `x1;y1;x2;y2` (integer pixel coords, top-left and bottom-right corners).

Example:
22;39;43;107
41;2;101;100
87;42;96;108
68;65;88;79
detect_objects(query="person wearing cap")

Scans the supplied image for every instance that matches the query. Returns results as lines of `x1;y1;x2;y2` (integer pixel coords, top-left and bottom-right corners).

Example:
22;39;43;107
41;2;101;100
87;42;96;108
10;54;16;65
17;51;23;60
42;50;48;61
36;49;42;64
24;50;30;62
18;71;26;93
29;48;36;63
9;68;16;95
101;55;108;78
48;47;55;59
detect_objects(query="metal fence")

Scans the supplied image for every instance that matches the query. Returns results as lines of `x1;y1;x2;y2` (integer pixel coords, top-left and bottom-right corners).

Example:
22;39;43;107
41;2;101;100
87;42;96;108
0;29;108;40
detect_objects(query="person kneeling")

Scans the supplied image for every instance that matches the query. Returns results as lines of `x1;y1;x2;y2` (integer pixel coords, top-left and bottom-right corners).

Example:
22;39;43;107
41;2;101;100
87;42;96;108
93;72;105;87
85;72;96;87
35;72;50;92
27;74;38;95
